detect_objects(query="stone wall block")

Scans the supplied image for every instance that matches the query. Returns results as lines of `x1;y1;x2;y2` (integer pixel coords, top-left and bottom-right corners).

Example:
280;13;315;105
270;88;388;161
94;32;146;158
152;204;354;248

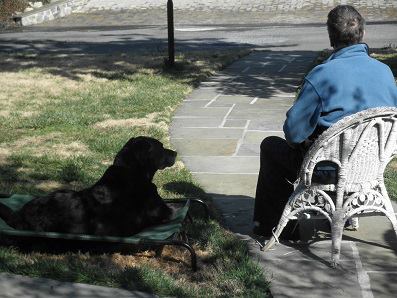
18;0;88;26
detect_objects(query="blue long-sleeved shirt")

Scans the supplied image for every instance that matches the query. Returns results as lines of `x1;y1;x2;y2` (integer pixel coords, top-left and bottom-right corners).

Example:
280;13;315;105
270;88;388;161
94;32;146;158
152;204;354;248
283;43;397;144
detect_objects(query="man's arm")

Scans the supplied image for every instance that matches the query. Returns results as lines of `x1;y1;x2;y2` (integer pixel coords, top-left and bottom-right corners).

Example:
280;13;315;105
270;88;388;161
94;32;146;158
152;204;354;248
283;80;322;145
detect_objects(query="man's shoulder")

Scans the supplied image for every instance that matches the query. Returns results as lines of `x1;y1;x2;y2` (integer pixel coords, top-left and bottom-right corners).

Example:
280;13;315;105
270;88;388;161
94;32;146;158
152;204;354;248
306;53;391;84
304;62;335;85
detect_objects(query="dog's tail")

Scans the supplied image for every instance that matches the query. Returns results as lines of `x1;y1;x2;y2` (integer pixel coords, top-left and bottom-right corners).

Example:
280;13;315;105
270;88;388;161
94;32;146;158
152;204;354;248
0;203;14;225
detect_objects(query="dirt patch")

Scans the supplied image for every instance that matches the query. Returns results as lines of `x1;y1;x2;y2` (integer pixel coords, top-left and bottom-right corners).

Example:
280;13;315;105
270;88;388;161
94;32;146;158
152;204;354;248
93;112;168;131
387;158;397;170
50;142;90;158
36;180;64;192
0;148;11;165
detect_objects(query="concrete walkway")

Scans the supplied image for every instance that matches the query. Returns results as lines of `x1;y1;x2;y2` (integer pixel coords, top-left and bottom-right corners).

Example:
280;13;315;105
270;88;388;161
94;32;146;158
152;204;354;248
171;50;316;233
170;50;397;297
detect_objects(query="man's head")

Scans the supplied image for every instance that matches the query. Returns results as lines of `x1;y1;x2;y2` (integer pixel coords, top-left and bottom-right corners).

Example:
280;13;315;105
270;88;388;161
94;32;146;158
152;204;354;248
327;5;365;49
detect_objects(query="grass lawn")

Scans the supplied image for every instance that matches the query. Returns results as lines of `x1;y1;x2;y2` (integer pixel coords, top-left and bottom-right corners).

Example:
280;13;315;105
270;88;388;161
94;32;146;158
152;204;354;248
0;49;270;297
375;48;397;201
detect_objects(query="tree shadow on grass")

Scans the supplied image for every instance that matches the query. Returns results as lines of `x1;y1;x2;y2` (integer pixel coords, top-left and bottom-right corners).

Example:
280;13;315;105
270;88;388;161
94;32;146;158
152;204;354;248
0;34;317;100
0;157;86;196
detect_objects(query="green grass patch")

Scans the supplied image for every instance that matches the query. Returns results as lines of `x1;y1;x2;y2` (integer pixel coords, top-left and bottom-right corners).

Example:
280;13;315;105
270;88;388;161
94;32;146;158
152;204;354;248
0;48;270;296
374;48;397;201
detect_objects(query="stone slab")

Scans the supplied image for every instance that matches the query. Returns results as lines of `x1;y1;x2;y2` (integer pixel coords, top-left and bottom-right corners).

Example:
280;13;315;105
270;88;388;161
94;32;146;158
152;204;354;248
180;100;211;108
214;95;255;104
174;106;230;118
343;213;397;247
172;138;238;156
248;240;363;298
199;81;223;88
242;101;292;110
248;118;285;131
356;245;397;272
206;101;235;108
193;173;258;197
254;97;294;106
172;127;244;139
223;119;248;128
367;272;397;298
186;88;220;100
181;156;259;173
257;240;355;261
171;117;223;128
228;106;287;119
244;131;284;144
236;143;260;156
211;194;255;234
0;273;157;298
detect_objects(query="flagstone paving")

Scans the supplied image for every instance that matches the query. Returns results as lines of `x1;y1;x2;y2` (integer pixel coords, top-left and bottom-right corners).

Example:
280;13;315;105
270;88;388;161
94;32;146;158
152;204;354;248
170;50;397;297
171;50;316;232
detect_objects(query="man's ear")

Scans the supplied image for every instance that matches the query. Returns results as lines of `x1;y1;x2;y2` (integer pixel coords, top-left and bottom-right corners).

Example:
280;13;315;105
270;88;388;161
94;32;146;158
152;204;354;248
327;29;334;48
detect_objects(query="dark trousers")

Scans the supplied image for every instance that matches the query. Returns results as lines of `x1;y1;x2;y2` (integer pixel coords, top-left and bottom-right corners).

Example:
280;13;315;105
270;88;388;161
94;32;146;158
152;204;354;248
253;136;304;237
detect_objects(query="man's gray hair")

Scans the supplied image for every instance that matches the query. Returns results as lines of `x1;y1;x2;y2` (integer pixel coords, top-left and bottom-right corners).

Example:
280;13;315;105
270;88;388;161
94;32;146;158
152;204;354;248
327;5;365;48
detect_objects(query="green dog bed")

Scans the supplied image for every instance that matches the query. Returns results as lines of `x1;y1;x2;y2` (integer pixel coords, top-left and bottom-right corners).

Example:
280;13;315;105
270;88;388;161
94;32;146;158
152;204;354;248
0;194;204;271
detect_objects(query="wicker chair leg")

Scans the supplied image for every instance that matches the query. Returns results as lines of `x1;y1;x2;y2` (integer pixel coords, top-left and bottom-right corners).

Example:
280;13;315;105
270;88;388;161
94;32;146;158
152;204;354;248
262;205;292;251
331;210;345;268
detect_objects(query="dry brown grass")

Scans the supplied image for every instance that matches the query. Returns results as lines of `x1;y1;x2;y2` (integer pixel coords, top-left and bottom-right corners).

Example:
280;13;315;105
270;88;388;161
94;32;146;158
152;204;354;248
93;112;167;131
0;148;10;165
36;180;64;192
0;72;82;117
0;133;91;159
387;158;397;170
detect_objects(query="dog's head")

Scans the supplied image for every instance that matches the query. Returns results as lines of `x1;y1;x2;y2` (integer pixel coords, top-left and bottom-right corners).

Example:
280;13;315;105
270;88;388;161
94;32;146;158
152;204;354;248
113;136;177;180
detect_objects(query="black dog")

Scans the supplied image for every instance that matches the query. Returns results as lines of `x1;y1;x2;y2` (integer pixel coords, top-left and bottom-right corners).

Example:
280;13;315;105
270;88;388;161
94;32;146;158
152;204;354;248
0;136;177;236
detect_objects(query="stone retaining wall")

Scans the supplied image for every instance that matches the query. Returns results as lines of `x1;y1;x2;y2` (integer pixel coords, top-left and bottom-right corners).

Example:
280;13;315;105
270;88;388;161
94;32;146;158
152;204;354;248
15;0;89;26
13;0;397;26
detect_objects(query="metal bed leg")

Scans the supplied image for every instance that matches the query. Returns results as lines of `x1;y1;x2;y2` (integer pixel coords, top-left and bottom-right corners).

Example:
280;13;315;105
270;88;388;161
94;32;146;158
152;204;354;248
172;240;197;271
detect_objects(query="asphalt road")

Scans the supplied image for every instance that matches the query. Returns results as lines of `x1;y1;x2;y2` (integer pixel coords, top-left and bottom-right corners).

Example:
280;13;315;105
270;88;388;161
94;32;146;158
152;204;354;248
0;22;396;54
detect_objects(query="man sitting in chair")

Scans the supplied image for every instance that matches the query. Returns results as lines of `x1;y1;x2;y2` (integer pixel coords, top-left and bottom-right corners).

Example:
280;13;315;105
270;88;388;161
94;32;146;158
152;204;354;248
253;5;397;238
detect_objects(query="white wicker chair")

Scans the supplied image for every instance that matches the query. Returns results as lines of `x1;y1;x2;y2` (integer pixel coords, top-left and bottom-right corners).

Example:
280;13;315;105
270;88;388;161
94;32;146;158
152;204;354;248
262;107;397;267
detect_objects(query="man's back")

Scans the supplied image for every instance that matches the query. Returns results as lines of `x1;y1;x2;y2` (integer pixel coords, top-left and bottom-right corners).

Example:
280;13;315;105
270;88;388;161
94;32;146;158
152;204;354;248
308;43;397;127
284;44;397;144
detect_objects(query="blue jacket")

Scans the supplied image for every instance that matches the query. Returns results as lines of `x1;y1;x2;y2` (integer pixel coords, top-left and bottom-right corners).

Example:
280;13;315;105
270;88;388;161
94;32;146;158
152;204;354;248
283;43;397;144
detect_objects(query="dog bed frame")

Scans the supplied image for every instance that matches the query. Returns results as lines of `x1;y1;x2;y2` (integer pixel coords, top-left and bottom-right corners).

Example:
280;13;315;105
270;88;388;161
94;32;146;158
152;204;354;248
0;194;209;271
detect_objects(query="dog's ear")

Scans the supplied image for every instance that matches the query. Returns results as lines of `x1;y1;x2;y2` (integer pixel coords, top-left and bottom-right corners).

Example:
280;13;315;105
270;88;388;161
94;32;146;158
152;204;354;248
113;137;152;168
